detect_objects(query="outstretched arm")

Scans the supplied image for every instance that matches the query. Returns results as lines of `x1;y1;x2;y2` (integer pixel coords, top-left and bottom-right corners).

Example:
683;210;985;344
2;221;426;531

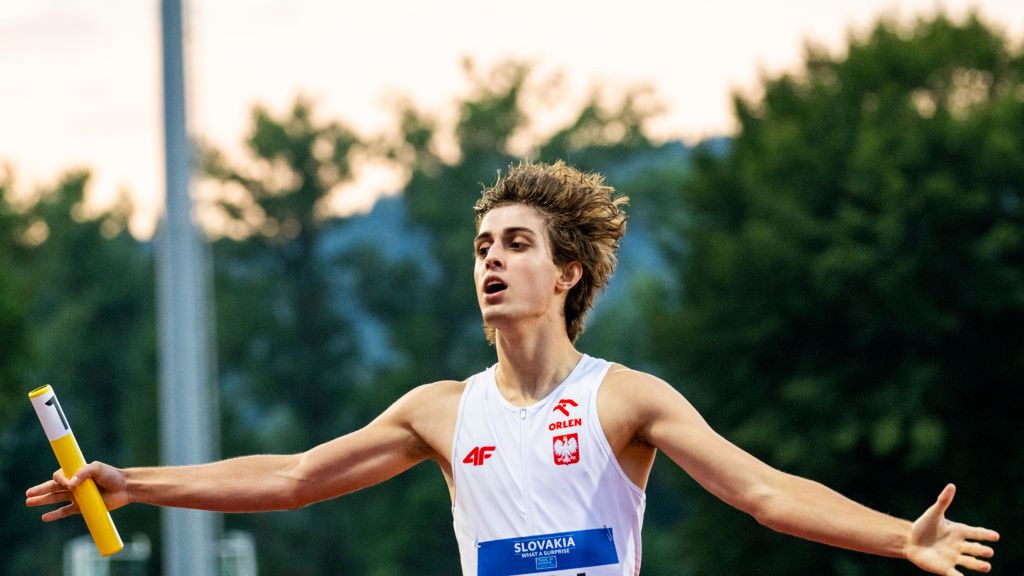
613;369;999;574
27;383;444;520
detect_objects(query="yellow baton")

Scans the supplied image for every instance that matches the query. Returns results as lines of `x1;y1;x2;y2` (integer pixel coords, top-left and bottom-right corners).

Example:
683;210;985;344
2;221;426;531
29;384;124;556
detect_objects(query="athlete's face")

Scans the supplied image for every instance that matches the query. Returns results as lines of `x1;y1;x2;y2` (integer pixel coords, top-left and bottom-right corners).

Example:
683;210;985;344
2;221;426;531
473;204;578;335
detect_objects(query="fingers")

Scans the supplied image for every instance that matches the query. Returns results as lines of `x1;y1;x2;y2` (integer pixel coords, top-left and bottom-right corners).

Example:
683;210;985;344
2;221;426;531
25;464;121;523
953;525;998;574
25;477;63;498
68;461;105;488
40;502;81;523
956;554;991;573
53;469;73;489
960;541;995;559
24;468;81;518
25;470;75;510
964;526;1000;543
934;483;956;516
25;489;74;508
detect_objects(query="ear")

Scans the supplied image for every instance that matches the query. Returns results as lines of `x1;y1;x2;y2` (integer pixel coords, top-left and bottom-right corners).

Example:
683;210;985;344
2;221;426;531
555;261;583;294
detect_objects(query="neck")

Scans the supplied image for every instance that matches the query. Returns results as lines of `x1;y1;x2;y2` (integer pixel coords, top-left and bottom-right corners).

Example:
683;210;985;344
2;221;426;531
493;327;582;406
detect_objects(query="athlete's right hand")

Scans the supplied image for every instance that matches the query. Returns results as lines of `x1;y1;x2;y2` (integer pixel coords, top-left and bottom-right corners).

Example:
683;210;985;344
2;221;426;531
25;461;131;522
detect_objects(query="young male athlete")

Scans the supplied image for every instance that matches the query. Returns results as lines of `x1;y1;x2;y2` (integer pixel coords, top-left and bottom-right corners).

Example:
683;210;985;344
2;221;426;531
28;162;999;575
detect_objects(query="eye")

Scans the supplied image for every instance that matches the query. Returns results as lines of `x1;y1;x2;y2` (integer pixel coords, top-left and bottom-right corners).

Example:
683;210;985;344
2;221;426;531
475;243;490;258
509;239;527;250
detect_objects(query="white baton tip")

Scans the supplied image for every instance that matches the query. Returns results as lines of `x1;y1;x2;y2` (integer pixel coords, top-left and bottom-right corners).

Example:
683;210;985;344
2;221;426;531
29;385;73;442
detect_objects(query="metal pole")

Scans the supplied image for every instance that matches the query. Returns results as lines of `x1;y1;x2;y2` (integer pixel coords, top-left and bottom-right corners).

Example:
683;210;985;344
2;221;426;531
157;0;218;575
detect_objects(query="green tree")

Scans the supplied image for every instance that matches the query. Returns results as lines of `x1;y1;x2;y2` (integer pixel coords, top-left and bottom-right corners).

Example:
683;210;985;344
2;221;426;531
204;97;364;445
0;172;32;422
0;173;39;575
0;172;159;576
649;13;1023;575
202;97;370;574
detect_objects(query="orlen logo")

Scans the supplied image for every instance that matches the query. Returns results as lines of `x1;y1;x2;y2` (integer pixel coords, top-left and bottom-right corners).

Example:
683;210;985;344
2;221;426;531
463;446;496;466
552;398;578;417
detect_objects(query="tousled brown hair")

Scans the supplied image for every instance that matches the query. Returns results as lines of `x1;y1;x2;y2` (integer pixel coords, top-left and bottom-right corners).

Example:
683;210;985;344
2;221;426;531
474;161;628;343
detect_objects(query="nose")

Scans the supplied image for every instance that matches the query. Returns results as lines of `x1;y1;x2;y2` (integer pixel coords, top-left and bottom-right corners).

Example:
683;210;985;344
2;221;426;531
484;245;504;270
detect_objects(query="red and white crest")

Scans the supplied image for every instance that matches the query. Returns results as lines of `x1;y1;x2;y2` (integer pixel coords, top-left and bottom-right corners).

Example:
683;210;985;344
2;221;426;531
552;433;580;465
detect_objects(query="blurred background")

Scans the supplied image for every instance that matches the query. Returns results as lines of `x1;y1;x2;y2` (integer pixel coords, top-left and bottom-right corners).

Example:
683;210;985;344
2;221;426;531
1;1;1022;575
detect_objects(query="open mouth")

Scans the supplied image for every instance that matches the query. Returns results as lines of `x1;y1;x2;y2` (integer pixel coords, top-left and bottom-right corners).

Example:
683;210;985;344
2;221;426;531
484;281;508;295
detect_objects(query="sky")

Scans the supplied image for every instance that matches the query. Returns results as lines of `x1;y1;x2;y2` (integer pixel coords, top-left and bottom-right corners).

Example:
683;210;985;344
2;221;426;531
1;0;1022;237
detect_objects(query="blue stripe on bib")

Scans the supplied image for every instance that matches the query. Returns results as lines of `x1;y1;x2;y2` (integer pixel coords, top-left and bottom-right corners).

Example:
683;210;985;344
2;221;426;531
477;528;619;576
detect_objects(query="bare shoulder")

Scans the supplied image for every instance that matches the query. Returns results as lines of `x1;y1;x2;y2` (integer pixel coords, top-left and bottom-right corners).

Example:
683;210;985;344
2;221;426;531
598;364;669;439
396;379;466;410
595;364;682;487
603;363;663;387
601;364;680;411
599;363;704;443
387;379;465;432
388;379;466;464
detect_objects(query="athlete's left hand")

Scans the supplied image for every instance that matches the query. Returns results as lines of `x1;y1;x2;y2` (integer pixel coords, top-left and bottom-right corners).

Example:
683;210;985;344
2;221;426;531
905;484;999;575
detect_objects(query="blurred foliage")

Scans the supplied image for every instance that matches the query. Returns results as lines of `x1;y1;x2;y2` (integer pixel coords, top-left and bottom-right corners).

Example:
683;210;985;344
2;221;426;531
647;13;1024;575
0;172;32;424
0;171;160;575
1;11;1021;576
202;98;367;574
203;97;364;448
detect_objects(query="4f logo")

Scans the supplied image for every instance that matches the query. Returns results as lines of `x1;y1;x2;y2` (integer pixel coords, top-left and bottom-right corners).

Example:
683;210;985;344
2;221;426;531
552;398;578;417
463;446;495;466
552;433;580;465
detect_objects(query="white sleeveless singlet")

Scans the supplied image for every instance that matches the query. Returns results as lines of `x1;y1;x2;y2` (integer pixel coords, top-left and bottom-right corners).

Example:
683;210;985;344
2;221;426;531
452;355;646;576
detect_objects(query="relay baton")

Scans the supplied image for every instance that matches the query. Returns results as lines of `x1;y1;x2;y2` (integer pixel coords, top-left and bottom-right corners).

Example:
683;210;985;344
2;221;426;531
29;385;124;556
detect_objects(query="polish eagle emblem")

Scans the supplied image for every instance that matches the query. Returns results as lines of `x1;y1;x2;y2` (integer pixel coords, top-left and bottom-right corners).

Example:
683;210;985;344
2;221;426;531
552;433;580;465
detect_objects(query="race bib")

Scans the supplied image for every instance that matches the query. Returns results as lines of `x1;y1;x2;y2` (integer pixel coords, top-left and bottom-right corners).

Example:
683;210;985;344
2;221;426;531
477;528;619;576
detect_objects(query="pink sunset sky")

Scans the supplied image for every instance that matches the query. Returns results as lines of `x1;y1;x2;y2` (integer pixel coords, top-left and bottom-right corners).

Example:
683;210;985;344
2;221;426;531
1;0;1021;236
